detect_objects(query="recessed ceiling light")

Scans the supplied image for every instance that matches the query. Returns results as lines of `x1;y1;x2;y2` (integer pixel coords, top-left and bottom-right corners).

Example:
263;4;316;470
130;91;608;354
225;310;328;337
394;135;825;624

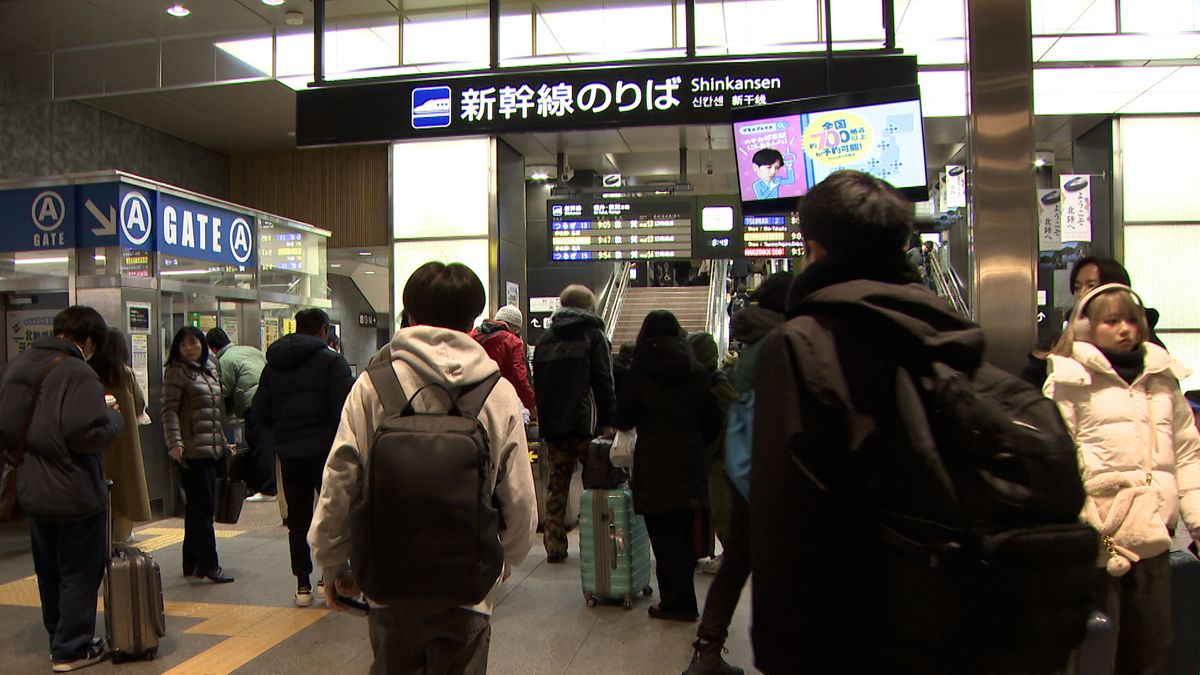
357;251;372;256
364;270;377;275
529;171;550;181
261;0;285;5
166;3;190;17
329;263;342;268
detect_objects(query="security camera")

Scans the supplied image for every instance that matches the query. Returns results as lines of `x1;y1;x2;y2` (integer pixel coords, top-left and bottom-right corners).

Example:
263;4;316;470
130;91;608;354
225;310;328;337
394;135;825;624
705;164;714;176
560;166;575;183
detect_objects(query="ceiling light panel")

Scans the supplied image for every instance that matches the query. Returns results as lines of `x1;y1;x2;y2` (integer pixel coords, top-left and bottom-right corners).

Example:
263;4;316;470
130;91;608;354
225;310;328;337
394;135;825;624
1036;33;1200;63
1031;0;1116;35
1034;66;1177;95
917;70;967;117
1121;0;1200;33
1120;91;1200;114
894;0;966;40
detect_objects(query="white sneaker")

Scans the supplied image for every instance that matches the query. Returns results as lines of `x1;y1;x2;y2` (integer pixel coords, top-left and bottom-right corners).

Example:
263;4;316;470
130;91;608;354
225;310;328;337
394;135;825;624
245;493;277;503
295;587;313;607
699;554;723;575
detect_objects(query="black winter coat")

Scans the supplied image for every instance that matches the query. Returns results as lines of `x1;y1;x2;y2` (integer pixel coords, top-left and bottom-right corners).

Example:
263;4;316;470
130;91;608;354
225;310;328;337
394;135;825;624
753;257;987;674
533;308;615;442
614;336;720;515
253;333;354;460
0;337;121;519
162;360;227;461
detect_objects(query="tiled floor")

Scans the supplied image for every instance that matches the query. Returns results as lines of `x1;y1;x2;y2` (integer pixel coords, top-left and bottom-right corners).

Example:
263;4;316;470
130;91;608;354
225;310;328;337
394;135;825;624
0;502;753;674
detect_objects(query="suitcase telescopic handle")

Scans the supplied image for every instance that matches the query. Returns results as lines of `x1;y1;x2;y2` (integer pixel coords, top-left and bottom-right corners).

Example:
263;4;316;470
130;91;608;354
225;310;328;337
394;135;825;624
608;522;619;570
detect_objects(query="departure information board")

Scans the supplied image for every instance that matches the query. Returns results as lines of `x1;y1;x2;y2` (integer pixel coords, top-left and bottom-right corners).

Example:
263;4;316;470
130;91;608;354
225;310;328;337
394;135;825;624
549;198;693;262
741;213;804;258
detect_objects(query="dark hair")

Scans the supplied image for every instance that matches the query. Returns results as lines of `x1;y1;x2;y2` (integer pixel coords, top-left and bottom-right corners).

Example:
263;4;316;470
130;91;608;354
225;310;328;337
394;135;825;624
205;327;231;352
167;326;209;367
637;310;684;344
90;328;129;389
402;262;486;333
752;148;784;167
53;306;108;346
326;333;342;353
1069;256;1131;293
798;170;914;258
399;309;412;329
295;308;330;336
751;272;793;314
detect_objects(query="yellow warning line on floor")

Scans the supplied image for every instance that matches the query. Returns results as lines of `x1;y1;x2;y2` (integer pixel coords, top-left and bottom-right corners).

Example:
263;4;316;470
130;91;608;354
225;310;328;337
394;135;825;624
0;526;332;674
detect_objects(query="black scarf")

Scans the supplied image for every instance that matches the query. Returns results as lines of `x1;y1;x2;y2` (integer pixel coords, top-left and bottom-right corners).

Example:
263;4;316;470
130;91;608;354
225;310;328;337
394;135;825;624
1100;345;1145;386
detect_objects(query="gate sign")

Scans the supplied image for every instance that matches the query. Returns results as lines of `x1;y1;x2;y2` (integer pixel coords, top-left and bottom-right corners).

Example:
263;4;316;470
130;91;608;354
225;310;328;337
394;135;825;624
0;187;77;252
76;183;157;250
156;193;256;268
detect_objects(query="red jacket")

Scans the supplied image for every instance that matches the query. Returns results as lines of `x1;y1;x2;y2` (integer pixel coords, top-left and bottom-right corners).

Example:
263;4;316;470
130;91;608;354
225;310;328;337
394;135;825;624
470;321;537;412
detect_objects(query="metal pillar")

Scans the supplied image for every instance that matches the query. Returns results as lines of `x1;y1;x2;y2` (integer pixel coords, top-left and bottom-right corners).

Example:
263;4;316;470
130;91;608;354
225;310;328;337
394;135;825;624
966;0;1037;373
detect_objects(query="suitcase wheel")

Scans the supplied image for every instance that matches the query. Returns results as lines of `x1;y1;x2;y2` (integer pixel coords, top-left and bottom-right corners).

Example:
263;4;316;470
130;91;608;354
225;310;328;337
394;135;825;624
585;595;597;608
622;595;633;610
642;587;653;597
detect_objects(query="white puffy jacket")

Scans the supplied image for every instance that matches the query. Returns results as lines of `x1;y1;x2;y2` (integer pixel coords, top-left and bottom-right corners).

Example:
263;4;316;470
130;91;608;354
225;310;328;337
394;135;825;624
1045;341;1200;538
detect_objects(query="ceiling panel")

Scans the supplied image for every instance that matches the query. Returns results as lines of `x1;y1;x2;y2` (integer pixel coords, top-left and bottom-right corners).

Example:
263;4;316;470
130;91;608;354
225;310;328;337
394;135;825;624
0;0;153;51
90;0;271;39
87;80;298;154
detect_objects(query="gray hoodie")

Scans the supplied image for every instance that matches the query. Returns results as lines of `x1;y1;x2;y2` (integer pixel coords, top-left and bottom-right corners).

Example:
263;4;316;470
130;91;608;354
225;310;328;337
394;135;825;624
308;326;537;614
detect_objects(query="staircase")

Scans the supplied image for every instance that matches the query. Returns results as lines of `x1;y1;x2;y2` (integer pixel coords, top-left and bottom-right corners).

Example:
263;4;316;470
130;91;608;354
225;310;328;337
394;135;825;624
609;286;711;348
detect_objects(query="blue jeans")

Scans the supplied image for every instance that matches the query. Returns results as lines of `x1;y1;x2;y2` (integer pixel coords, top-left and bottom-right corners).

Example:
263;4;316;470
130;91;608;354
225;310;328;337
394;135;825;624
29;509;107;661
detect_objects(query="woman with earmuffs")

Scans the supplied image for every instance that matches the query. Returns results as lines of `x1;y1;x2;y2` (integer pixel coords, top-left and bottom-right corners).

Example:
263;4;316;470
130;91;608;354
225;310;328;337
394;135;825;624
1044;283;1200;674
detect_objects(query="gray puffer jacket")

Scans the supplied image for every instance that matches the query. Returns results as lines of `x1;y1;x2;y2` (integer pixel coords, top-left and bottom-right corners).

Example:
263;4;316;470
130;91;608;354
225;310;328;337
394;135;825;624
162;359;227;461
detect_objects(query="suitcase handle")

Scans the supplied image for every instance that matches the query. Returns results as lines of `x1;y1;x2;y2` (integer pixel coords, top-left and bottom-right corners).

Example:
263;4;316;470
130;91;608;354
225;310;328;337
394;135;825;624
608;522;619;570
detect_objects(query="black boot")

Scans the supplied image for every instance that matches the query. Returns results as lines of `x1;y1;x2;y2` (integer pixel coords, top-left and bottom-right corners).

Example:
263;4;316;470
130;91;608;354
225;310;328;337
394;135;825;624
683;639;743;675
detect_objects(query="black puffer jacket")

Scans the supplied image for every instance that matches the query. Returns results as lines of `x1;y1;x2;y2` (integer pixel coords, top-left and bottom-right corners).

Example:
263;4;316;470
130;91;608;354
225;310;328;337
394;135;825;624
162;359;227;461
253;333;354;460
614;336;721;515
533;308;615;442
0;337;121;519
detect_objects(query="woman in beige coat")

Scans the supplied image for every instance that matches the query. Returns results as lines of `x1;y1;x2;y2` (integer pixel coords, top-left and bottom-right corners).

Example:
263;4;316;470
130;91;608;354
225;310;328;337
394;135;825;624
90;328;150;544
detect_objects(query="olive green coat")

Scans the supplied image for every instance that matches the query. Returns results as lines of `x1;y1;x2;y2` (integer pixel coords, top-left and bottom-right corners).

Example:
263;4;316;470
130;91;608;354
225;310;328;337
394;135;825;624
103;366;151;523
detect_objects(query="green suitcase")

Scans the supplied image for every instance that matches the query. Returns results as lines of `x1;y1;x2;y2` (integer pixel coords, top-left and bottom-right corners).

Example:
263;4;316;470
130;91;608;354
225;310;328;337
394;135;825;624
579;486;653;609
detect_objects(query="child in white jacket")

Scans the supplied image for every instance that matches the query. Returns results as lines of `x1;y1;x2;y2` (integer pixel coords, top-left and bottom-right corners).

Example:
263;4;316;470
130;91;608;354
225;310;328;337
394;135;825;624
1044;283;1200;674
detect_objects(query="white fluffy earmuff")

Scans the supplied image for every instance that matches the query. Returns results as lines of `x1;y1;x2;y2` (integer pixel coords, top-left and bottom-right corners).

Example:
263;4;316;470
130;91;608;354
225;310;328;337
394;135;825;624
1070;282;1146;339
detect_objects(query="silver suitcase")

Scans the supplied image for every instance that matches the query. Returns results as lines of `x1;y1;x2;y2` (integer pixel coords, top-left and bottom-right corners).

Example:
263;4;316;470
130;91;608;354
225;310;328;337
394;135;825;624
104;545;166;662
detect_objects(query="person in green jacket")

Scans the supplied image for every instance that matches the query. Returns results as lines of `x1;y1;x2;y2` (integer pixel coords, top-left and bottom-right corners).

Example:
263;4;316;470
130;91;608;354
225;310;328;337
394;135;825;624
206;328;273;501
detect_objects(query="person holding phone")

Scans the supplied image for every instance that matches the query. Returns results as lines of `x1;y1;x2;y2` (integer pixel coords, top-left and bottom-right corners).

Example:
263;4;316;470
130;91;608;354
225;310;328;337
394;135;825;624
162;326;234;584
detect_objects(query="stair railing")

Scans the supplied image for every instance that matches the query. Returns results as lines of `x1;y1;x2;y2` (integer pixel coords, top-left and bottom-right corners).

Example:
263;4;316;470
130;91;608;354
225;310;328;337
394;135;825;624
927;246;971;318
706;259;732;355
599;261;632;342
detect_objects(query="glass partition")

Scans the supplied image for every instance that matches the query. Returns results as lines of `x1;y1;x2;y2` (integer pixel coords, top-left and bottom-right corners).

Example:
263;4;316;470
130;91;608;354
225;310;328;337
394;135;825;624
258;217;329;303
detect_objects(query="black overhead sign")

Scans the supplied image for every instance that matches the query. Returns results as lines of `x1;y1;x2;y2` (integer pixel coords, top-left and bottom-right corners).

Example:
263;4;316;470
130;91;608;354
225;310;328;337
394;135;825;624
297;53;917;146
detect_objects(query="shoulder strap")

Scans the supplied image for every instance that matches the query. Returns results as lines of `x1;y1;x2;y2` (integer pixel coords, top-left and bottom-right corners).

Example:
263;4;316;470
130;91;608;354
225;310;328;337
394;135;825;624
454;372;501;420
11;353;67;467
366;361;409;417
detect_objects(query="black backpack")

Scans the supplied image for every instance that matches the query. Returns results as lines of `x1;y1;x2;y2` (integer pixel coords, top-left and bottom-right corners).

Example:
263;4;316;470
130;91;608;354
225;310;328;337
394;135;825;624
876;358;1103;673
351;362;505;608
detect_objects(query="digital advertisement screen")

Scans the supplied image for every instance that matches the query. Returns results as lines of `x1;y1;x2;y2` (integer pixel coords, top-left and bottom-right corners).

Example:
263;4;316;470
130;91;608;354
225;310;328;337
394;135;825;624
741;213;804;258
548;198;694;262
732;86;928;204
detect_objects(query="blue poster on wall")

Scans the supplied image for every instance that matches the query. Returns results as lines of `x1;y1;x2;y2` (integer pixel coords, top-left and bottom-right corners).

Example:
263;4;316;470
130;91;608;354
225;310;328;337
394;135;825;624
156;193;256;268
0;186;77;252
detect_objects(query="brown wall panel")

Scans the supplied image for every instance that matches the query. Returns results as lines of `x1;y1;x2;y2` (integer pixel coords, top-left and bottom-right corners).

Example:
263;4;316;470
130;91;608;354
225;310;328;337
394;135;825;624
230;145;388;248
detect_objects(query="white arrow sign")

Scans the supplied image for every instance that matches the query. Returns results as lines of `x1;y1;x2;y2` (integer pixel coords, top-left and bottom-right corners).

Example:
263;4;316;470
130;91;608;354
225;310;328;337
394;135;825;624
85;199;117;236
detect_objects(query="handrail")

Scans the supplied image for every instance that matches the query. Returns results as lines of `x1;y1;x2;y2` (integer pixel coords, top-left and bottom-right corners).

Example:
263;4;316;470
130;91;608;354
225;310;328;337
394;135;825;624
599;262;632;342
927;246;971;318
706;259;732;355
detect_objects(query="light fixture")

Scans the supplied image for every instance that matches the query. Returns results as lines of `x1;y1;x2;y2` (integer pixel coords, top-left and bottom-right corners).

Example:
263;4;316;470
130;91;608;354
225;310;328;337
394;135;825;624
160;269;211;276
1033;157;1048;167
329;262;342;268
357;251;372;256
529;171;550;181
14;256;69;265
166;3;190;17
285;10;304;26
364;270;377;275
261;0;285;5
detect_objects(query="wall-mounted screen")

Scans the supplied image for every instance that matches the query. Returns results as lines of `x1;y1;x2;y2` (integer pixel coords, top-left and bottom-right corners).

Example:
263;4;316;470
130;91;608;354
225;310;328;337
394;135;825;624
741;213;804;258
732;85;928;207
548;197;694;262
